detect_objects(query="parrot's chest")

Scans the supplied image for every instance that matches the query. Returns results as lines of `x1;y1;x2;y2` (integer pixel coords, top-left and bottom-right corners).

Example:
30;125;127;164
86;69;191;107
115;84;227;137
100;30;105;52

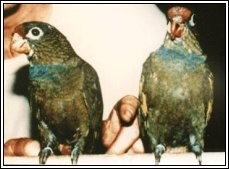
150;60;191;102
33;90;87;141
144;54;207;145
29;65;88;138
29;65;83;94
29;65;69;90
150;52;206;102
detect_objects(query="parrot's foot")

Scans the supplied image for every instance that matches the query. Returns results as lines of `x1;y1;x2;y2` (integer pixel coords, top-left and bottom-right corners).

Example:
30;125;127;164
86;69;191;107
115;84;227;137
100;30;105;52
154;144;165;165
189;134;203;165
39;146;54;164
192;145;202;165
71;146;80;165
197;154;202;165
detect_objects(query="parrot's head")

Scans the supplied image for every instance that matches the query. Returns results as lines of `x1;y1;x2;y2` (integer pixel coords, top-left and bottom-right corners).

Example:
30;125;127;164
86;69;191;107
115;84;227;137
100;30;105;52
167;6;195;40
10;21;75;65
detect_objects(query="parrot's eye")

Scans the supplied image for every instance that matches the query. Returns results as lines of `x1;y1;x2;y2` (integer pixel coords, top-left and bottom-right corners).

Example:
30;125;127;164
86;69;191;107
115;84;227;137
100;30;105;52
26;27;44;40
32;29;40;36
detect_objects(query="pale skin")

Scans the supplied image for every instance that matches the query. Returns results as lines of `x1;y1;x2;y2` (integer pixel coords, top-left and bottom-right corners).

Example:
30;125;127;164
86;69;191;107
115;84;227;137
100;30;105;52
103;95;144;154
4;4;144;155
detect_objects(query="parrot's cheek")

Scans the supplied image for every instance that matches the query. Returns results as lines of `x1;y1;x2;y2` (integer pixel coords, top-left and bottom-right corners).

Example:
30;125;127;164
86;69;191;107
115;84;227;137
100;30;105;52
10;33;31;57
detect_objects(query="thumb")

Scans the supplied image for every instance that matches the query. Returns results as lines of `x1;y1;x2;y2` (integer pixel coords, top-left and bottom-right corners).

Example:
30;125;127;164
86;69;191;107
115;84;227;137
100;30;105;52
116;95;139;123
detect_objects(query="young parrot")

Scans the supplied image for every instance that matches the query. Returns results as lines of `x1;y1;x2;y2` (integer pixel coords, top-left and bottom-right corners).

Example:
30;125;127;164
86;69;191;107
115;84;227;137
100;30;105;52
139;7;213;165
10;21;104;164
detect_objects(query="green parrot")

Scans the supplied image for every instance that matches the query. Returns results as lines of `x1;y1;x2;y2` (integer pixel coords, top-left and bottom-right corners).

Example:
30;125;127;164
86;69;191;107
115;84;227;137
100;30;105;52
139;6;213;165
10;21;104;164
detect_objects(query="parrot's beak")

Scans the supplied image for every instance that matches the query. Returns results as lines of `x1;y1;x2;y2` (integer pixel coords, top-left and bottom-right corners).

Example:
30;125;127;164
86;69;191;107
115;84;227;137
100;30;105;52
10;33;31;57
169;20;185;40
167;7;191;40
10;24;32;58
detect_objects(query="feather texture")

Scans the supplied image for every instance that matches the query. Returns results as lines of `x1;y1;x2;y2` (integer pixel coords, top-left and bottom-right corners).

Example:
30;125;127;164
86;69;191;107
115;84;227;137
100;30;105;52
139;7;213;165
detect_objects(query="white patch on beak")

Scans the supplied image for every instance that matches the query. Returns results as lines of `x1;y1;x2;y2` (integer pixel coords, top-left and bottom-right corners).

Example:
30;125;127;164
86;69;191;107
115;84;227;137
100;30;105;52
173;15;183;23
10;33;31;57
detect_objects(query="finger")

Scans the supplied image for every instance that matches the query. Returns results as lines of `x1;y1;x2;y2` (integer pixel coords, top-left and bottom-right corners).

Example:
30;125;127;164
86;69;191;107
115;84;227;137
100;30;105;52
126;138;144;154
4;138;40;156
106;116;140;154
102;109;121;148
58;144;71;155
102;95;139;150
118;95;139;123
4;139;17;156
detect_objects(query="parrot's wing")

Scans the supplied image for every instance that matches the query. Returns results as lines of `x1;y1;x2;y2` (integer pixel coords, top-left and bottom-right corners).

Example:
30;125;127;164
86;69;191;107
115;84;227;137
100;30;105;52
205;70;214;124
81;63;104;153
28;83;58;147
28;84;41;139
139;54;156;117
139;66;148;118
139;53;164;153
139;54;156;140
139;71;148;141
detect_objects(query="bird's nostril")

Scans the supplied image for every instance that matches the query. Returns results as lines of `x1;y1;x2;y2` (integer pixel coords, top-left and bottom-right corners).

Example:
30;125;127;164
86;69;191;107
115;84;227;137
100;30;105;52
175;23;179;30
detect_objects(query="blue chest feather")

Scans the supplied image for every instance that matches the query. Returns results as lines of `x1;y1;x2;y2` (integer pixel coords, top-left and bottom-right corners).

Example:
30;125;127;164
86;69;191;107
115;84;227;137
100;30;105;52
156;45;206;69
29;65;70;83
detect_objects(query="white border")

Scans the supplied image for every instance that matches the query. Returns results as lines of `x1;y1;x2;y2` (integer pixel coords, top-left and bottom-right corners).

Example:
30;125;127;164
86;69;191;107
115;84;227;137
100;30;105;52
1;1;228;168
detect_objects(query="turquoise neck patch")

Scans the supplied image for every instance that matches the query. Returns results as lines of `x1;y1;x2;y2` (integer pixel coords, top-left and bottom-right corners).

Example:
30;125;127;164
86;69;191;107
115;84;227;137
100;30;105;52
29;64;69;81
156;45;206;66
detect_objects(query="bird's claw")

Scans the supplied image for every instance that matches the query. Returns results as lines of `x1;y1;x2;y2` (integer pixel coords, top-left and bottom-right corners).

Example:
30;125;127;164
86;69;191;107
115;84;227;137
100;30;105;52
196;155;202;165
71;146;80;165
191;144;202;165
39;146;54;164
154;144;165;165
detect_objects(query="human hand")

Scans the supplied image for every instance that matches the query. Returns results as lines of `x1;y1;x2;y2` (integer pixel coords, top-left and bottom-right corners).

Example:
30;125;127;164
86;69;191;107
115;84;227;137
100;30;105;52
102;95;144;154
4;138;40;156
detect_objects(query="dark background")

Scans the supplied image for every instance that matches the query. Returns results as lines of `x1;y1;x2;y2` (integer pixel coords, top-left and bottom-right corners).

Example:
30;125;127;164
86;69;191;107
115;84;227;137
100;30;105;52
157;4;226;152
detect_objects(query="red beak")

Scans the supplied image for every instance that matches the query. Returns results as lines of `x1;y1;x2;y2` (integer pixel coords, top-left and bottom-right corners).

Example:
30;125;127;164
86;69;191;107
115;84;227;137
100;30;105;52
10;25;31;56
170;21;184;40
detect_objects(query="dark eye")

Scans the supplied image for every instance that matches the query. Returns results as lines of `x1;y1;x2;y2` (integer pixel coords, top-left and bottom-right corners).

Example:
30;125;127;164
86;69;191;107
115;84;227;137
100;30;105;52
31;28;40;36
26;27;44;40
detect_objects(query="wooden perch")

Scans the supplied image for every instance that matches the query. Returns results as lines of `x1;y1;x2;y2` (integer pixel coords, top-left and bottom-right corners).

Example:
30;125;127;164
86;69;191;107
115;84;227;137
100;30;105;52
4;152;225;165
